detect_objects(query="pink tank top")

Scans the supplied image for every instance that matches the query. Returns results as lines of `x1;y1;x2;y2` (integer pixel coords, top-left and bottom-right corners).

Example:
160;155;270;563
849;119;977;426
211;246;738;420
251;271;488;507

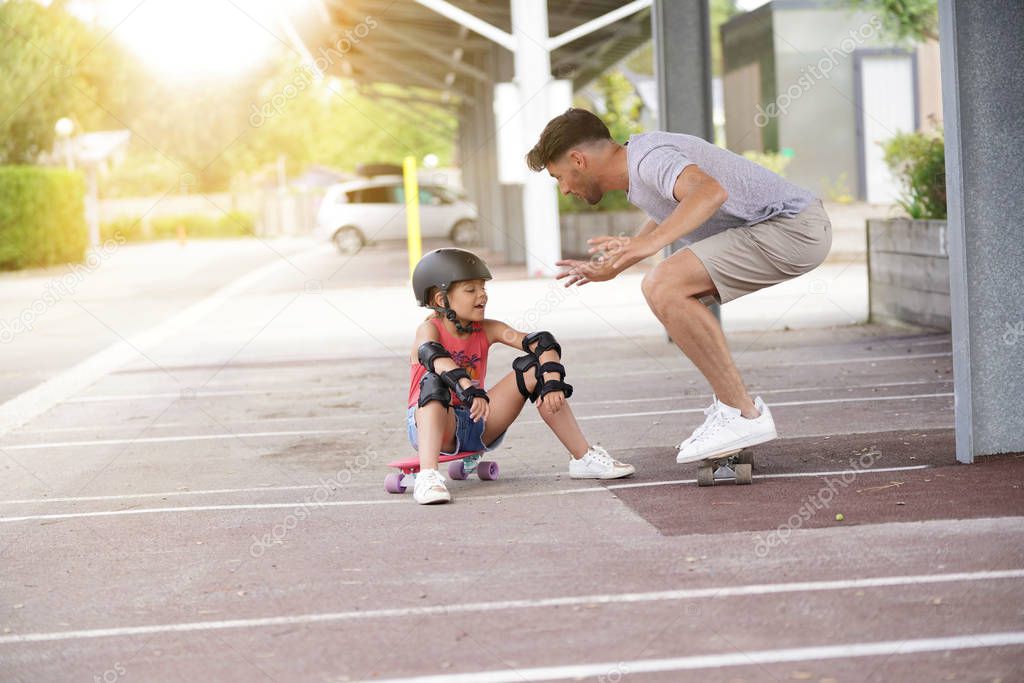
408;317;490;408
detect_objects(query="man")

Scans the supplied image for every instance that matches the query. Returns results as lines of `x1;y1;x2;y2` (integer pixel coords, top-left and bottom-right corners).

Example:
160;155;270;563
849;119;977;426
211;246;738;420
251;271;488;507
526;108;832;464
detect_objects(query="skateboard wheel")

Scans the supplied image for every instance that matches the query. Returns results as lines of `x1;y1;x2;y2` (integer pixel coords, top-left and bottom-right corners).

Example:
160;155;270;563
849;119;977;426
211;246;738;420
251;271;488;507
697;465;715;487
384;472;406;494
477;460;499;481
735;463;753;485
736;450;753;466
448;460;468;480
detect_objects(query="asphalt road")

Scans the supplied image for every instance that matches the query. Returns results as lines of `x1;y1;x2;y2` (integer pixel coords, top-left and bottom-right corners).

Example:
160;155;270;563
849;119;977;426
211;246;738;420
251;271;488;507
1;239;1021;682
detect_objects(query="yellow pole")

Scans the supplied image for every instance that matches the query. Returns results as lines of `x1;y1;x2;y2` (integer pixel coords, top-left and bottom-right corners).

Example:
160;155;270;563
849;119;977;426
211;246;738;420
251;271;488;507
403;156;422;279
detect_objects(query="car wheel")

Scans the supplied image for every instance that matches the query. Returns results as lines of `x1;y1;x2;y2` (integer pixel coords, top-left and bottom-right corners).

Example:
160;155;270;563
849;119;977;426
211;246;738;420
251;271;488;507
332;227;363;254
451;219;479;247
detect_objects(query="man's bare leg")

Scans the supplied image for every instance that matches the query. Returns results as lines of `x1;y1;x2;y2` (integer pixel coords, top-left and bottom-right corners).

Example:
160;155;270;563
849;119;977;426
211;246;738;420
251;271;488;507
641;248;759;418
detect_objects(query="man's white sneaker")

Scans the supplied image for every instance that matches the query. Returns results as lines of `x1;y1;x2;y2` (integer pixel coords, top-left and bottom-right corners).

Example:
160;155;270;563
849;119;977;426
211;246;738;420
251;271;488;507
569;445;635;479
413;468;451;504
676;396;777;464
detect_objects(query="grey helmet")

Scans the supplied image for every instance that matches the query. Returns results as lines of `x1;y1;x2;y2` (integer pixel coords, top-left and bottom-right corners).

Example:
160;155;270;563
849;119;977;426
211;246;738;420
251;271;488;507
412;248;492;307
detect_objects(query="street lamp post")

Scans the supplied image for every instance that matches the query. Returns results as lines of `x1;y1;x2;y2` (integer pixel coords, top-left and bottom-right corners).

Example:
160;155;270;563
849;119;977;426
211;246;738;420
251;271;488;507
55;117;75;171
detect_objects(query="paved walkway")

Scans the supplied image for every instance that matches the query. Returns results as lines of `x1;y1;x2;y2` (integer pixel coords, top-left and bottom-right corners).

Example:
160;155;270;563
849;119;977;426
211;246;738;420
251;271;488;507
1;238;1020;682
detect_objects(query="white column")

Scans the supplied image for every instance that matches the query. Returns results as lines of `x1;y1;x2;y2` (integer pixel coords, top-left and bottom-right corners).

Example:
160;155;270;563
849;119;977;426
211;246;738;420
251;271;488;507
510;0;561;277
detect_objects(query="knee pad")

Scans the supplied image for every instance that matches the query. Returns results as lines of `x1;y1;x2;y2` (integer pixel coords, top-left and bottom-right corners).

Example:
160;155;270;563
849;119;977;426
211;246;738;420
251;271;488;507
417;372;451;408
522;330;562;358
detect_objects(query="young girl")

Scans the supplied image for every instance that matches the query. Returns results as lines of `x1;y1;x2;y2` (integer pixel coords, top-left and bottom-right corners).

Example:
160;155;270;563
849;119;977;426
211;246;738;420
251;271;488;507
406;248;634;504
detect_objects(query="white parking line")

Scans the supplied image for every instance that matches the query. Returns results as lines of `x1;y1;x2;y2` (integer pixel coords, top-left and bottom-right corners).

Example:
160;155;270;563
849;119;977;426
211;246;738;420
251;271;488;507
366;632;1024;683
528;392;952;424
64;385;359;403
0;464;931;522
0;569;1019;645
11;379;953;437
588;351;952;379
61;353;953;404
1;428;364;451
0;464;932;507
2;392;953;450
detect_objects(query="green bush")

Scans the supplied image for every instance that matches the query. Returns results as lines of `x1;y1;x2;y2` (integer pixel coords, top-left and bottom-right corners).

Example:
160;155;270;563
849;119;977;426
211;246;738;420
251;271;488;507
743;151;792;177
101;211;255;242
0;166;86;271
882;129;946;219
558;188;634;214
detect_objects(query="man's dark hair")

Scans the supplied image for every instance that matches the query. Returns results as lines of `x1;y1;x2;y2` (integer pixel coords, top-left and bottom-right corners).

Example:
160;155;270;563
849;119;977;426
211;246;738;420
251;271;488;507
525;108;612;172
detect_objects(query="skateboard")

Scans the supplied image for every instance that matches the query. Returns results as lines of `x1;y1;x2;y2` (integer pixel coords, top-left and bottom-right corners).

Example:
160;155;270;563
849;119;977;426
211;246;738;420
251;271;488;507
696;448;753;486
384;451;498;494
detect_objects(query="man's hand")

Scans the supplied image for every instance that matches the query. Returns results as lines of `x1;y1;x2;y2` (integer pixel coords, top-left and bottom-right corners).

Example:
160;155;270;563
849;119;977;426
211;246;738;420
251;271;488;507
555;234;657;287
587;234;658;271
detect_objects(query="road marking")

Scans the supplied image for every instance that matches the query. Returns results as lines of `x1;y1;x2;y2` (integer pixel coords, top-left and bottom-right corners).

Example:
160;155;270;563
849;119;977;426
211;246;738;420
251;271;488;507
364;631;1024;683
588;351;952;379
3;392;953;450
0;245;320;437
59;377;953;406
0;569;1020;645
63;385;362;403
1;428;364;451
10;379;953;438
0;465;932;521
527;392;953;424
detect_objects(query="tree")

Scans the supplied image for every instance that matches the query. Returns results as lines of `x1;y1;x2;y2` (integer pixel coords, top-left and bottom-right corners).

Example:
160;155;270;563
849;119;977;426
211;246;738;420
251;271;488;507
623;0;740;77
850;0;939;42
0;0;141;164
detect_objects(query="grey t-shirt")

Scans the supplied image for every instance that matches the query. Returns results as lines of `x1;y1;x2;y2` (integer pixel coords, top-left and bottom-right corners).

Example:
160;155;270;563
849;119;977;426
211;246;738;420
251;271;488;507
626;132;815;245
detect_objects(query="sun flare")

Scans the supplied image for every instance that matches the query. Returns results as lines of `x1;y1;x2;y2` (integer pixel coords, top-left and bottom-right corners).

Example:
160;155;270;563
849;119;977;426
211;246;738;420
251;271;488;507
105;0;280;80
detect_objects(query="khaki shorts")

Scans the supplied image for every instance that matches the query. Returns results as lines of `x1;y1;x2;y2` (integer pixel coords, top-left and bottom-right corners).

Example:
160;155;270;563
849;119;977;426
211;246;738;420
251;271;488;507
687;198;832;304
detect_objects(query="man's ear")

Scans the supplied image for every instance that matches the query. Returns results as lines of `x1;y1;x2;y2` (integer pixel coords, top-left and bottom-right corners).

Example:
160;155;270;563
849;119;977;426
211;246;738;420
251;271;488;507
568;149;586;169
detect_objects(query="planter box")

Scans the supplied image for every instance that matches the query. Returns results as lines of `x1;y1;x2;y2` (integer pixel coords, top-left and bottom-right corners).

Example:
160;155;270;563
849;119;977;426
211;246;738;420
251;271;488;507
867;218;951;330
560;210;645;259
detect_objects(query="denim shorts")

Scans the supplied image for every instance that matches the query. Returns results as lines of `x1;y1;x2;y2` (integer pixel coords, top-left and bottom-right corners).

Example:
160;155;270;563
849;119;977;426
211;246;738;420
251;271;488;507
406;405;507;455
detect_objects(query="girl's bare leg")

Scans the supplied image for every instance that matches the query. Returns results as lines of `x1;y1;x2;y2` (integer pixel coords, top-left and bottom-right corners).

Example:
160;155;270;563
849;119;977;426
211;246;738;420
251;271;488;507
482;371;589;458
414;402;457;470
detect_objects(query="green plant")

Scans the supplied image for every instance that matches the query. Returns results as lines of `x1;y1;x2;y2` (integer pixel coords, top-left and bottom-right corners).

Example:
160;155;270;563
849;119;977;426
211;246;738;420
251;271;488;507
849;0;938;42
742;151;792;177
0;166;86;270
101;211;255;242
822;172;855;204
557;188;633;214
882;129;946;219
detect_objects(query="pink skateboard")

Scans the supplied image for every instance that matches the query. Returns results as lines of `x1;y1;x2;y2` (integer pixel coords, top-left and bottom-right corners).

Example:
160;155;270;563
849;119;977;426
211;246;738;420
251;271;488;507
384;451;499;493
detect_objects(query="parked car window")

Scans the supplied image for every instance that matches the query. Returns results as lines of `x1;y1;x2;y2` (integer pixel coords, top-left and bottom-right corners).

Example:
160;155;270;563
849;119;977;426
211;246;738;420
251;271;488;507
393;186;447;205
352;185;396;204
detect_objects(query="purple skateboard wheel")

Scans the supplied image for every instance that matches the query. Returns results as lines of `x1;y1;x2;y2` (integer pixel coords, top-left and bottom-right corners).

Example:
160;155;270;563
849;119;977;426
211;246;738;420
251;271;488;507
477;460;499;481
448;460;467;480
384;472;406;494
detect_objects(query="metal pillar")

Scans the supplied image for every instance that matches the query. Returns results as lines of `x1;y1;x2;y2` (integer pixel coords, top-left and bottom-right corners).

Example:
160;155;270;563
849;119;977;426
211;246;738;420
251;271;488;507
939;0;1024;462
510;0;562;276
652;0;719;319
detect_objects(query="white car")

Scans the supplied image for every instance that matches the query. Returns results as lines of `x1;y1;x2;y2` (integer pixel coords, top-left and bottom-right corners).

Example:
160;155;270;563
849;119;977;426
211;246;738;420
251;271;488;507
314;176;480;254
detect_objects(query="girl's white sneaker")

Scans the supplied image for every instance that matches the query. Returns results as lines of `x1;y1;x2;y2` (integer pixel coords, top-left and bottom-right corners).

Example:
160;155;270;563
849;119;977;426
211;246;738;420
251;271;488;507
569;445;635;479
413;468;451;504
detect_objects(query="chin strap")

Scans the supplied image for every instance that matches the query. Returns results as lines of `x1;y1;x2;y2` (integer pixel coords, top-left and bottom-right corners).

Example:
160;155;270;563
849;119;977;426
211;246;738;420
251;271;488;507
432;293;478;334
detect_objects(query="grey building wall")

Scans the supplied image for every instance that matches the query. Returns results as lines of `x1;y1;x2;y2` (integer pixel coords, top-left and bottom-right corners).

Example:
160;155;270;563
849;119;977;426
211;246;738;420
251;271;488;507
721;6;777;153
771;5;891;198
721;1;929;199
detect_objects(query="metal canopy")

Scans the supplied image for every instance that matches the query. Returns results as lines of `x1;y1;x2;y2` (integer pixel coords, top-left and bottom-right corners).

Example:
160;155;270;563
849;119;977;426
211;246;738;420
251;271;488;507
286;0;651;103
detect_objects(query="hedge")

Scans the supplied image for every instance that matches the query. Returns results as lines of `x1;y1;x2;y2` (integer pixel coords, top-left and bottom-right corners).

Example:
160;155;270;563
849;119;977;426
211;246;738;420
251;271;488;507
101;211;255;243
0;166;86;271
